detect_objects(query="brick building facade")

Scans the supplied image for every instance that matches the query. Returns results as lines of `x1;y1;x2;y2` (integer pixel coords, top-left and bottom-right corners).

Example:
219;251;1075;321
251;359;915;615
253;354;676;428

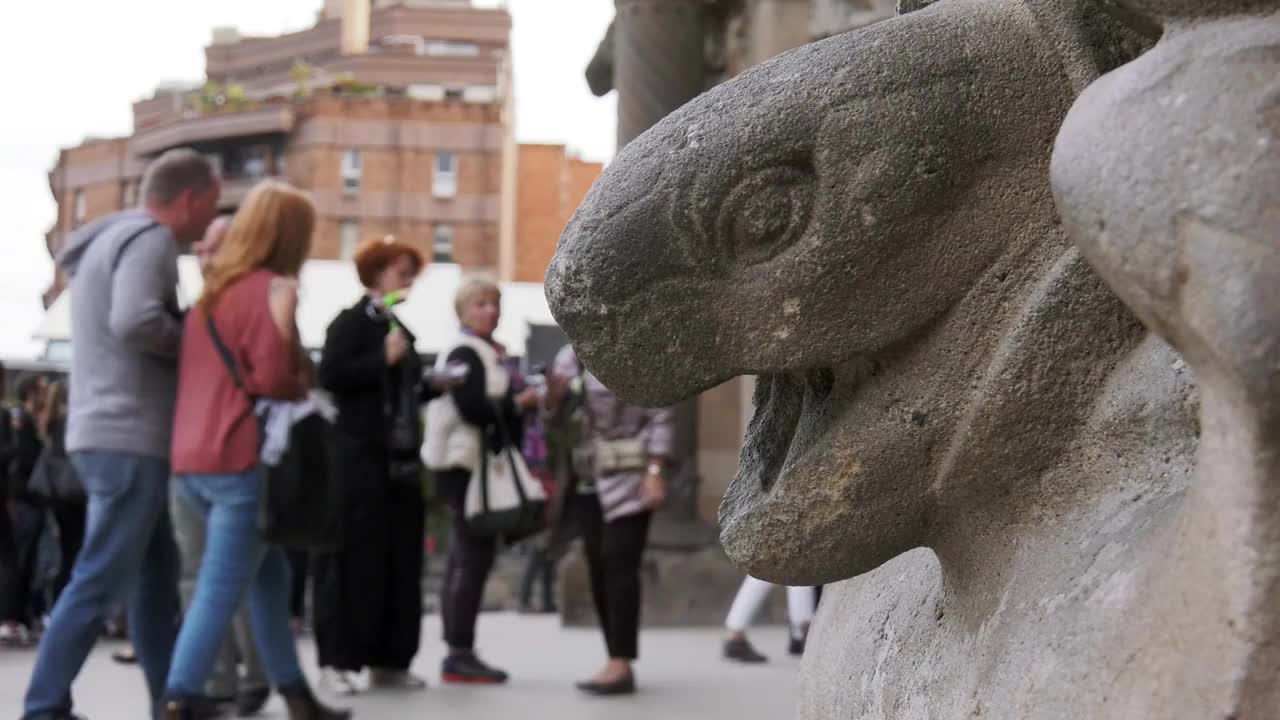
514;144;602;284
43;0;525;305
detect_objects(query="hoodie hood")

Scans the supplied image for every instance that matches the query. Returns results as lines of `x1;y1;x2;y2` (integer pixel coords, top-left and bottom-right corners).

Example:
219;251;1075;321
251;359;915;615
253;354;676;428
58;209;153;278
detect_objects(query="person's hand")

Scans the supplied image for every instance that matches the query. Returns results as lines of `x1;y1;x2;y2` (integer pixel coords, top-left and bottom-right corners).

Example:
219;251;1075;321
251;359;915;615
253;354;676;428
515;387;540;411
641;464;667;510
385;328;410;365
293;342;314;381
298;353;315;387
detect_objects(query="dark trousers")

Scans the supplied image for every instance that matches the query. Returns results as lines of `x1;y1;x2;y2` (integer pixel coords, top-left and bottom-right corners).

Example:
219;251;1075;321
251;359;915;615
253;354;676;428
0;497;14;570
0;500;44;625
313;470;425;672
50;500;87;606
572;493;651;660
437;469;497;651
286;549;308;621
518;546;556;611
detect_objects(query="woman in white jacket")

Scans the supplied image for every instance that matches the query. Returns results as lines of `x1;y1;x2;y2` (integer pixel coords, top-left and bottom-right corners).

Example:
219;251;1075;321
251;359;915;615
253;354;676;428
423;278;539;685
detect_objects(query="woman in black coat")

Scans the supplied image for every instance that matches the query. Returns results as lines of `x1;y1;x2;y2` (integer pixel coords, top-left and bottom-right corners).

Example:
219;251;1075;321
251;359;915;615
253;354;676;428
313;236;455;695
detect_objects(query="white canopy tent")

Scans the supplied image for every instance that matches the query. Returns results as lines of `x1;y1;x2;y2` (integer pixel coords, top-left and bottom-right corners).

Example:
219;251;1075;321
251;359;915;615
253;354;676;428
34;258;556;360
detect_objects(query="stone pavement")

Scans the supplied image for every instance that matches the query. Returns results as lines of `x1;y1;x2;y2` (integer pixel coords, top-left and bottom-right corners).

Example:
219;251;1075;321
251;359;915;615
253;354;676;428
0;613;799;719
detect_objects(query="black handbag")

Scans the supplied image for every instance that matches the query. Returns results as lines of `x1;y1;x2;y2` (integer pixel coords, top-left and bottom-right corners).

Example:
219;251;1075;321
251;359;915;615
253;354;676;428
204;310;342;550
27;447;84;502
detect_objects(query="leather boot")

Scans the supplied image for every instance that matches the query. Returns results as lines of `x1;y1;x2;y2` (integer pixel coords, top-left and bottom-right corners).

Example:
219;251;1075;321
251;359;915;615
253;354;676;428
160;700;195;720
280;685;353;720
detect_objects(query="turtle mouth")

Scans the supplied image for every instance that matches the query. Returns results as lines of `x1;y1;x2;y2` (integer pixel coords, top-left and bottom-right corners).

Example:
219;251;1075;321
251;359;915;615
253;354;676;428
737;356;877;495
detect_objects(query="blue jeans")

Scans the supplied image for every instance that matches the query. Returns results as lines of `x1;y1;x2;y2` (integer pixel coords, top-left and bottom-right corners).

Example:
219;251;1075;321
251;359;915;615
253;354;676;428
165;469;305;699
23;450;180;720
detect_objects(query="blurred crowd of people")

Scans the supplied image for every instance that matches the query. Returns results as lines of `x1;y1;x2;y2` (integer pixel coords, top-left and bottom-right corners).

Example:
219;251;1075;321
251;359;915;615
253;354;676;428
0;369;83;649
3;147;704;720
3;147;820;720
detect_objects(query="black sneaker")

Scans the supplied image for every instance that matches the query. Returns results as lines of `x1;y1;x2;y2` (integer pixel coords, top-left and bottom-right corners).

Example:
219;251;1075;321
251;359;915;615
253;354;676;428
441;653;509;685
788;635;807;657
236;685;271;717
789;622;810;657
724;636;769;663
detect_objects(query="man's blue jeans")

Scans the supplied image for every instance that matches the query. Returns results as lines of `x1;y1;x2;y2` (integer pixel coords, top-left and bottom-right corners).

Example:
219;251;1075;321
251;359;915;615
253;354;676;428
164;469;305;699
23;450;180;720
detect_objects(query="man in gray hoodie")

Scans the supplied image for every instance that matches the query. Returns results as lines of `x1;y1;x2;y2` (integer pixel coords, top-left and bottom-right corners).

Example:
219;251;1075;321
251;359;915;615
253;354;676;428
23;148;220;720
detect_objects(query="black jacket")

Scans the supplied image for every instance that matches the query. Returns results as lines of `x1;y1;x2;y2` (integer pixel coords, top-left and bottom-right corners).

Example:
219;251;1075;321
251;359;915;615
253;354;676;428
0;405;12;500
1;408;42;501
432;340;527;502
444;344;525;453
318;297;437;455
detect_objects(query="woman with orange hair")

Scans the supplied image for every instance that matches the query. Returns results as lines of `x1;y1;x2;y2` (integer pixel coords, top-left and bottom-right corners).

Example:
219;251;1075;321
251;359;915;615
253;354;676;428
163;181;349;719
312;235;456;695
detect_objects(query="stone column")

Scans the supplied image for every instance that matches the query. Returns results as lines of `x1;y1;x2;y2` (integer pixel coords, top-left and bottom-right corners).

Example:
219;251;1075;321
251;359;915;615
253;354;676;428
746;0;813;67
612;0;717;550
555;0;783;625
614;0;709;147
557;0;787;628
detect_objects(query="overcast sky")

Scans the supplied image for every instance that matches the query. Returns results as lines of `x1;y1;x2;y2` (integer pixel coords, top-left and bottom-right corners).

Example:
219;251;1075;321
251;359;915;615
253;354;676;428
0;0;616;360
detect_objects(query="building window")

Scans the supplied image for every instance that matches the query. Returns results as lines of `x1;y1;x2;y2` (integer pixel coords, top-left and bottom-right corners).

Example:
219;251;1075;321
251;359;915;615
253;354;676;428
122;180;138;207
341;149;361;193
73;190;86;226
425;40;480;58
432;223;455;263
433;152;457;199
340;221;360;260
462;86;499;104
242;145;268;178
407;84;445;102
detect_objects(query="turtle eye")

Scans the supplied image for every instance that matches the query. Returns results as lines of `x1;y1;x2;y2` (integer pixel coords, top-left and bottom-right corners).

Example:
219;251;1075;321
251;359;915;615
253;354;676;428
715;165;815;266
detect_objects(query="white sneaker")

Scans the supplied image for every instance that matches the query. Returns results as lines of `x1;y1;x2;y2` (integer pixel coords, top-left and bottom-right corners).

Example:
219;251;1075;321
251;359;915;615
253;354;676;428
0;623;32;647
321;667;364;696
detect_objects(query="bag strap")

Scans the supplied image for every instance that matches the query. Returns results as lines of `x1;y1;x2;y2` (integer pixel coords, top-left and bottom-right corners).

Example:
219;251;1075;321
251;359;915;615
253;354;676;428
204;308;247;391
110;221;162;272
486;400;530;506
574;358;625;438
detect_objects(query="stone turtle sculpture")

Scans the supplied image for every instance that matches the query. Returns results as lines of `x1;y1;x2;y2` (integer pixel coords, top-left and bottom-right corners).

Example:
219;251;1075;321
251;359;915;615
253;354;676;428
547;0;1277;716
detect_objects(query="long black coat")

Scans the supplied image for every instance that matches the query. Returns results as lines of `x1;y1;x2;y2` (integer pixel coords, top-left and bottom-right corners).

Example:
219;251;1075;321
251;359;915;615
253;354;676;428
312;296;436;671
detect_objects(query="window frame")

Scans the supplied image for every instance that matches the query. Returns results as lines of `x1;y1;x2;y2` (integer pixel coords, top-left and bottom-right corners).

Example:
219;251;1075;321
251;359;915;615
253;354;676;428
341;148;362;193
433;151;458;199
432;222;455;263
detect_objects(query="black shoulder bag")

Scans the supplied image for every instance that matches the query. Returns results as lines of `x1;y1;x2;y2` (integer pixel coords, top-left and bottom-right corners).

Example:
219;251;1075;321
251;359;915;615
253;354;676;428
204;310;342;550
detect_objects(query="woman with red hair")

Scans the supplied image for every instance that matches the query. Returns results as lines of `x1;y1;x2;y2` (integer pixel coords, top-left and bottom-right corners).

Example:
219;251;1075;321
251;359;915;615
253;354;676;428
313;235;456;695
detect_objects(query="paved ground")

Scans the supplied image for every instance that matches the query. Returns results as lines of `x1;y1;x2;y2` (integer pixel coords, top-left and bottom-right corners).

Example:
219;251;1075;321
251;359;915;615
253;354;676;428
0;613;799;719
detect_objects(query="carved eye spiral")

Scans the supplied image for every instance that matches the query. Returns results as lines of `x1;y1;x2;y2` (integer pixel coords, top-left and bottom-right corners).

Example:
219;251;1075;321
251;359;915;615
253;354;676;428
715;165;815;266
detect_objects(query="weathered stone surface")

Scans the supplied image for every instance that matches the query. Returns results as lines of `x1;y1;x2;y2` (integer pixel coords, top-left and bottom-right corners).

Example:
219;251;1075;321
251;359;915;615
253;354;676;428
1050;4;1280;716
548;0;1278;715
